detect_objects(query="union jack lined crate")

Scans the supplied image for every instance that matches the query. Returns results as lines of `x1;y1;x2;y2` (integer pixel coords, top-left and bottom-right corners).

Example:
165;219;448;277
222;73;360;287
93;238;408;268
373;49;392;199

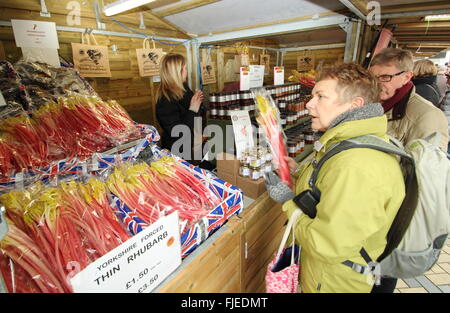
112;145;244;259
0;124;159;193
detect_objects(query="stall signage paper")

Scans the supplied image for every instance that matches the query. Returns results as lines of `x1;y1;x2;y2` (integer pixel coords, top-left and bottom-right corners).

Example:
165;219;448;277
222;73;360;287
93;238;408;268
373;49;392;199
274;66;284;85
240;66;250;91
231;110;254;158
11;20;59;49
136;48;164;77
70;211;181;293
201;61;217;85
249;65;265;89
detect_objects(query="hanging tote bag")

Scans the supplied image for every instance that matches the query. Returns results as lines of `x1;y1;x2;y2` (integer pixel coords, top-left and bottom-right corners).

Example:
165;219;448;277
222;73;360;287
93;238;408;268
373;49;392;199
71;32;111;77
266;209;302;293
136;38;164;77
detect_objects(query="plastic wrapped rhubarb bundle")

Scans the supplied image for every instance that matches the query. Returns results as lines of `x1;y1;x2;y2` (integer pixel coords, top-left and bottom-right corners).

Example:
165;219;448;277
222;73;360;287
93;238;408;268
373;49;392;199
0;114;49;172
0;61;32;119
0;95;142;179
0;178;131;293
252;87;292;188
107;157;222;235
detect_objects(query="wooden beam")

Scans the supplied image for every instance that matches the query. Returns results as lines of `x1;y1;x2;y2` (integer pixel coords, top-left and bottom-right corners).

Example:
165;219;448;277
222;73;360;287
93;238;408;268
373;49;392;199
155;0;219;17
380;1;450;14
395;22;450;29
349;0;369;15
403;44;450;48
144;0;180;10
393;30;450;35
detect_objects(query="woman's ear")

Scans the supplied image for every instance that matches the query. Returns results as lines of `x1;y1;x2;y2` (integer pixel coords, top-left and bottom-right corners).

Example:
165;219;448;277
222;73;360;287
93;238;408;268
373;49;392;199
351;96;365;109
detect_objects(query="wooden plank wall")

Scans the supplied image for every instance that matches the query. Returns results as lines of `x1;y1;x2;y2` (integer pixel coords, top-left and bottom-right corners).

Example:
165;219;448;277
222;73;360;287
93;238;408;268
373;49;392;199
0;0;189;129
283;47;345;79
199;42;279;96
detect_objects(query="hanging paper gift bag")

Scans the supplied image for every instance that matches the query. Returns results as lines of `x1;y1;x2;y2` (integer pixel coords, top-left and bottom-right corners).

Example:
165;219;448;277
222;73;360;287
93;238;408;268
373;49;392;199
136;38;164;77
201;61;216;85
297;50;315;72
71;32;111;77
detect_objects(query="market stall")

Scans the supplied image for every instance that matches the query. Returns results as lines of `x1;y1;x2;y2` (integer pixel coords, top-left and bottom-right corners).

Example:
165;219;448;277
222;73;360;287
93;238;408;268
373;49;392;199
1;0;449;294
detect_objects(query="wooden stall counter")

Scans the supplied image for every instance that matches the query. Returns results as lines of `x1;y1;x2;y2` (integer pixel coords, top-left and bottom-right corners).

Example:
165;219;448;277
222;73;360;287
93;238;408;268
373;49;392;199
155;193;287;293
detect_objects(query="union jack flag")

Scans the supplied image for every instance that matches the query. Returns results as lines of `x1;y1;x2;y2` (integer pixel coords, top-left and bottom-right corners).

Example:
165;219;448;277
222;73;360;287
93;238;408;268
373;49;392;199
181;224;200;258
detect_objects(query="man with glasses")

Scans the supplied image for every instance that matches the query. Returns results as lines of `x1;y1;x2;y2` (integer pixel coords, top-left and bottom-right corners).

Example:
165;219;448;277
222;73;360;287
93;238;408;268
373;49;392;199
369;48;448;152
368;49;448;293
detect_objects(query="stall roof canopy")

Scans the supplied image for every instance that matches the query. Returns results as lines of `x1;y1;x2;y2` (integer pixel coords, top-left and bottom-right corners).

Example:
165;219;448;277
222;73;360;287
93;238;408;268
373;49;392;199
142;0;450;57
152;0;346;35
2;0;448;57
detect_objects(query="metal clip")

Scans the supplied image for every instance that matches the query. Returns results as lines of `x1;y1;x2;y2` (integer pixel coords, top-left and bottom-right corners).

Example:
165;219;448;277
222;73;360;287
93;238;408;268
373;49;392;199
40;0;51;17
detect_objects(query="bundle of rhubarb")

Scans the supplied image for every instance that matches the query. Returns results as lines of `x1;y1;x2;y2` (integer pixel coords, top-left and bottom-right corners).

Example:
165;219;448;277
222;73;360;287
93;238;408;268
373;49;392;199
289;69;316;87
0;178;131;293
0;96;141;179
252;88;292;188
0;115;49;172
107;157;222;235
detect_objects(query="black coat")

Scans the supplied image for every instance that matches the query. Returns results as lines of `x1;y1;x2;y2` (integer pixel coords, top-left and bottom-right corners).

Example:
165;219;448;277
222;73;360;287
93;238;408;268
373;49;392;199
412;75;440;107
156;85;204;161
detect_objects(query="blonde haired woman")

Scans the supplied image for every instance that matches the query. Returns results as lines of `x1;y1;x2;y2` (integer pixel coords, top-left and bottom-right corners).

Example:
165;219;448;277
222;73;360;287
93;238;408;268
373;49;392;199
412;59;440;107
156;53;204;162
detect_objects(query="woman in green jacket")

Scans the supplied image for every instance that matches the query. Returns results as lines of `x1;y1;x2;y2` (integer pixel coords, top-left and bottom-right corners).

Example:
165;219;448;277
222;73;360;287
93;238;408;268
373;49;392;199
267;63;405;293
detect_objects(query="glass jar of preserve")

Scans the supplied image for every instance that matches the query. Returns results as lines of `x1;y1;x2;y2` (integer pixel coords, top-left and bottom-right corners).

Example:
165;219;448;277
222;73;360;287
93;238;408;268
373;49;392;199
239;165;250;177
209;93;217;119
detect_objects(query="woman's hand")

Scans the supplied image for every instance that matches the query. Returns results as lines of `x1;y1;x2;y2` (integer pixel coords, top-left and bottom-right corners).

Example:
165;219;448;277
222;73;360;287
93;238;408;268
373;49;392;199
284;156;299;174
189;90;204;113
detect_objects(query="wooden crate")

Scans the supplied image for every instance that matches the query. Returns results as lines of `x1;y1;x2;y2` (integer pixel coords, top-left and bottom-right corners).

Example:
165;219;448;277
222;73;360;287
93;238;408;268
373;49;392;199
155;192;288;293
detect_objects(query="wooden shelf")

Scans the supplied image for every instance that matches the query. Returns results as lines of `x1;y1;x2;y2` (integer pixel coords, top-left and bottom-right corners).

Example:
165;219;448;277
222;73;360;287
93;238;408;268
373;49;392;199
283;115;311;132
294;144;314;163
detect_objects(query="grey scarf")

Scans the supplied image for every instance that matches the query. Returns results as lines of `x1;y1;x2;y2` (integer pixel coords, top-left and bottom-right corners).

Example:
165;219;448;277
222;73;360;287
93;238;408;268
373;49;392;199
328;102;384;130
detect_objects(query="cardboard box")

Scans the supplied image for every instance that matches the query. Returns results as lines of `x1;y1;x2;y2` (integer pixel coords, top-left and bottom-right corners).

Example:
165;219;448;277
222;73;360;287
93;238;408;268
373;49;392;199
235;175;267;199
216;152;240;175
217;170;237;186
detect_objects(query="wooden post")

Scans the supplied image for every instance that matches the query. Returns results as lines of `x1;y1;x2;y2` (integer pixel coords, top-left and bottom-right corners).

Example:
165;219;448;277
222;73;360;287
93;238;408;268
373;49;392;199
0;41;5;60
216;48;225;92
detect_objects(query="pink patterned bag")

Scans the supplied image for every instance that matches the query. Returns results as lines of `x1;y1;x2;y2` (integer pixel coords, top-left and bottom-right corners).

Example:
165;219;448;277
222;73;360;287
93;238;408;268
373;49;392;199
266;209;302;293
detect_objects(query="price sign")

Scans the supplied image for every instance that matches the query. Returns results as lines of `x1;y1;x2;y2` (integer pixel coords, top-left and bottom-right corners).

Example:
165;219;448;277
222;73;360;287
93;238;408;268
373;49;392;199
274;66;284;85
71;211;181;293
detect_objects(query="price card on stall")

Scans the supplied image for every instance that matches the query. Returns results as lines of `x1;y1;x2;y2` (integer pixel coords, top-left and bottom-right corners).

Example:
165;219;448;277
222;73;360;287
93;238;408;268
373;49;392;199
11;20;59;49
70;211;181;293
240;66;250;91
274;66;284;85
249;65;265;88
231;110;255;158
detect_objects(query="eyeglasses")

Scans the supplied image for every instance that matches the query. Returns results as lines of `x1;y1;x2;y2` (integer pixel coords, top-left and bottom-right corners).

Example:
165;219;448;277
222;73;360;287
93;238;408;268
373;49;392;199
376;71;406;82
